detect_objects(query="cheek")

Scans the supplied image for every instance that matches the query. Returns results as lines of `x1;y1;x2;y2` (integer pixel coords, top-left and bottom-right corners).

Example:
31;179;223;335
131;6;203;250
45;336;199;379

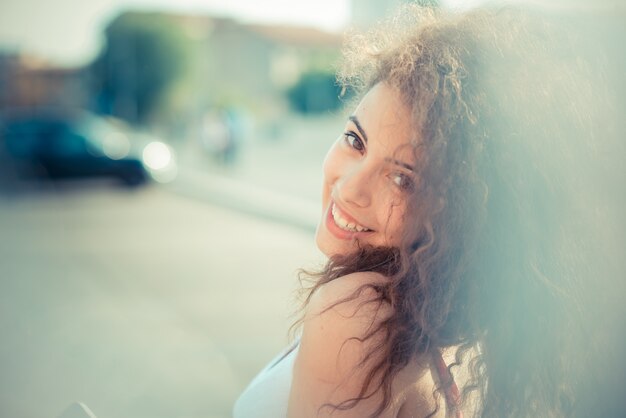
378;196;409;244
320;142;341;210
321;141;343;186
389;209;406;238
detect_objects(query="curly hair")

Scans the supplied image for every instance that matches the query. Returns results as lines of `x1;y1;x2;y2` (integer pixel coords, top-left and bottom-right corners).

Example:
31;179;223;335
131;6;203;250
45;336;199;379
297;5;602;418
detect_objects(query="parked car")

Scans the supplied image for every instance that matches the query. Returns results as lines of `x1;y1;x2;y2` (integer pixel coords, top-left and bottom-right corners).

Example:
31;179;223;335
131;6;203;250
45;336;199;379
0;109;177;187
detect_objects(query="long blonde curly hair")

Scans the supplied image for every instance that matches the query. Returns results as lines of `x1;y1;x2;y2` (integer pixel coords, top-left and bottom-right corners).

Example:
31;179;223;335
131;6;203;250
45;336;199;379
299;5;606;418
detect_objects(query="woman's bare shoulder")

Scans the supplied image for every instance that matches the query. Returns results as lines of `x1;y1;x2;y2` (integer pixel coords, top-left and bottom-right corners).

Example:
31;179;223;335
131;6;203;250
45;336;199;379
305;271;392;322
290;272;443;417
299;271;394;372
288;272;397;417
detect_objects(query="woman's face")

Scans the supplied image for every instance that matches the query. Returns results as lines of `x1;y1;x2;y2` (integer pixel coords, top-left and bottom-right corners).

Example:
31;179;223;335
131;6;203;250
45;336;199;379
316;82;417;257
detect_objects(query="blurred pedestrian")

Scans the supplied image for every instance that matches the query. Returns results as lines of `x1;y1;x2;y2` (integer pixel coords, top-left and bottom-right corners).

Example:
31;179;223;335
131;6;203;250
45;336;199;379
200;108;237;165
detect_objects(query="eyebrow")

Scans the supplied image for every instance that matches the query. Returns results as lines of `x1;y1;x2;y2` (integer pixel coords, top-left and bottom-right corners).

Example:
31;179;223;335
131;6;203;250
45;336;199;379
385;158;415;173
349;115;415;172
348;115;369;144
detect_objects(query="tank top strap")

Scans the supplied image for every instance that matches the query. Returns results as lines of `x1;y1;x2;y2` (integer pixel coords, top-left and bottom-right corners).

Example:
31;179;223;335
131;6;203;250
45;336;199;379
432;349;463;418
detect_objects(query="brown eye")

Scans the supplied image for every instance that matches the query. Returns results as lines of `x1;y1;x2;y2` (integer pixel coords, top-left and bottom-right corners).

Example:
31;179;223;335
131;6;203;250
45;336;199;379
344;132;365;153
392;173;415;192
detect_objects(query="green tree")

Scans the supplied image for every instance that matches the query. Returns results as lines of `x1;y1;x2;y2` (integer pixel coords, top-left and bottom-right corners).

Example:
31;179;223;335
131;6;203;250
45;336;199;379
287;71;347;114
90;12;191;125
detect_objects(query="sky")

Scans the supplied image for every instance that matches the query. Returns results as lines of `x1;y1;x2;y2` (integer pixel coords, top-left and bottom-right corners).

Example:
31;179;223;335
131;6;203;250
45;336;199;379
0;0;484;67
0;0;352;66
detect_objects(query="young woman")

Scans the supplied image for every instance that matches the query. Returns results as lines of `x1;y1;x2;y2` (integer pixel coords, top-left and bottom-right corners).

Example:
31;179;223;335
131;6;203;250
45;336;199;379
235;5;610;418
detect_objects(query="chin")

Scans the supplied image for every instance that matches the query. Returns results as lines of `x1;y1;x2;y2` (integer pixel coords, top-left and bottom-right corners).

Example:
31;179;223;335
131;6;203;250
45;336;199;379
315;225;344;257
314;228;335;258
315;205;344;257
316;223;364;258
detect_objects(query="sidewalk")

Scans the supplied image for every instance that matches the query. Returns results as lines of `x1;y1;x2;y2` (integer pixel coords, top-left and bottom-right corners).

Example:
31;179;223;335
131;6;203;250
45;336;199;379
172;167;320;232
170;113;344;232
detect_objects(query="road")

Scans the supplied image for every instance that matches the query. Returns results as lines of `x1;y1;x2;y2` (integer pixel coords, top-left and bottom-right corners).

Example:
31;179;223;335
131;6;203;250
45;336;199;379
0;183;323;418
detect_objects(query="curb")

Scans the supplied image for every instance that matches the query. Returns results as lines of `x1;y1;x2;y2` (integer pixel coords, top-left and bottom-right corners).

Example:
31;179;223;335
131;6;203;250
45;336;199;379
168;167;320;233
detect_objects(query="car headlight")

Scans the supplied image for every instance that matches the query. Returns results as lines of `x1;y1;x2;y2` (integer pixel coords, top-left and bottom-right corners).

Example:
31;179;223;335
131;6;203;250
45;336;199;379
142;141;177;183
103;132;131;160
142;141;171;170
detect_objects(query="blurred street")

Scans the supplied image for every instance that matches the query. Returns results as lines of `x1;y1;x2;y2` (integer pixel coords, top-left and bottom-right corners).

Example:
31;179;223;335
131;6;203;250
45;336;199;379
0;184;323;418
174;113;342;231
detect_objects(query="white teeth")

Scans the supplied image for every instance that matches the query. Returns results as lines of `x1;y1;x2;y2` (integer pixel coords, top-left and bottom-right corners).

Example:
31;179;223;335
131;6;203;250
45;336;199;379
331;204;370;233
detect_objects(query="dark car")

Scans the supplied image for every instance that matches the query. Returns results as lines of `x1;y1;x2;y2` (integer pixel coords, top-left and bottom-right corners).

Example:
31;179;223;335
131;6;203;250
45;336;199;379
0;110;177;187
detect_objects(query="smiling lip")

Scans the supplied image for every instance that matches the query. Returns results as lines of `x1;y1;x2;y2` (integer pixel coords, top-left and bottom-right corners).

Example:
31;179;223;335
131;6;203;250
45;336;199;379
325;201;373;240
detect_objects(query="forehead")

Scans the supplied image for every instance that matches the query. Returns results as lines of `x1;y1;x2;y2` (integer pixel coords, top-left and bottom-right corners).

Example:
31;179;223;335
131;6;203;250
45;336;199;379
353;83;415;153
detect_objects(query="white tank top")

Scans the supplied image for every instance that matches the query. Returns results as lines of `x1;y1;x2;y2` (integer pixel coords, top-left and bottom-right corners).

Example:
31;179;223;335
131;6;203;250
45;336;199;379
233;342;299;418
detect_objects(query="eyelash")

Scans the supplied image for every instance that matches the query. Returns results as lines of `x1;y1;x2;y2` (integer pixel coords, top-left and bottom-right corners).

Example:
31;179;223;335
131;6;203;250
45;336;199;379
391;172;415;192
343;131;414;192
343;131;365;153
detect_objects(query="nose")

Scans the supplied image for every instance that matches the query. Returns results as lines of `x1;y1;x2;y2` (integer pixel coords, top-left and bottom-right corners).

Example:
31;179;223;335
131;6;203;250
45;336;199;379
335;162;373;208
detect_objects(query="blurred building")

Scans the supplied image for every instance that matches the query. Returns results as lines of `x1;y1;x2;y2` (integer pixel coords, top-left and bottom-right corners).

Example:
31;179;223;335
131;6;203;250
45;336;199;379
0;53;88;112
351;0;407;28
179;14;342;115
95;11;342;126
350;0;438;28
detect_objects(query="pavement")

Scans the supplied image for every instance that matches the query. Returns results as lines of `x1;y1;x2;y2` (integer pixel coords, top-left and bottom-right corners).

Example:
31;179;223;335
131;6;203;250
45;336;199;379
0;184;325;418
0;113;343;418
169;112;343;233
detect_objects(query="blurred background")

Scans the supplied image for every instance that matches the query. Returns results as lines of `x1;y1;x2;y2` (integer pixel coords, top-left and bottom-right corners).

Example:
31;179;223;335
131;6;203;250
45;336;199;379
0;0;623;417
